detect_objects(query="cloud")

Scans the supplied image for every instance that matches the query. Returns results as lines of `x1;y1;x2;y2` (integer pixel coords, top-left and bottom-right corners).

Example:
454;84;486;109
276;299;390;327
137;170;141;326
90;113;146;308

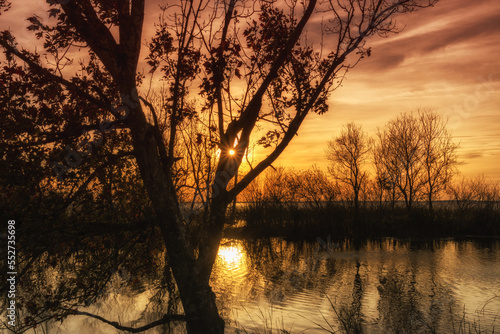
463;152;483;160
2;0;499;179
282;0;500;177
355;0;500;76
388;11;500;58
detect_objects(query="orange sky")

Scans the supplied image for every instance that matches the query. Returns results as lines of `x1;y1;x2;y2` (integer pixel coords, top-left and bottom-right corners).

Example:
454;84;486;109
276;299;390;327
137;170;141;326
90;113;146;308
2;0;499;180
278;0;500;180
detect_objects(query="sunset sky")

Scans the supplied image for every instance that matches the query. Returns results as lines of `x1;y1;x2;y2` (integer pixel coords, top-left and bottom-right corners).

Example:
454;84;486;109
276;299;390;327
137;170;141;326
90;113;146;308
280;0;500;179
2;0;499;180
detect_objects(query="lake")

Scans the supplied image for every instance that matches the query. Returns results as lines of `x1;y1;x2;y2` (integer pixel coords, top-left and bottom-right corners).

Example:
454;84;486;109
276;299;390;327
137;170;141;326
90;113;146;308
28;238;500;333
212;238;500;333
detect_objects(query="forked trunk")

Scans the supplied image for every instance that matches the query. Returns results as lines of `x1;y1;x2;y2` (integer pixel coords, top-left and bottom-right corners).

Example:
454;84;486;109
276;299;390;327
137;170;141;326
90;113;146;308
126;101;226;333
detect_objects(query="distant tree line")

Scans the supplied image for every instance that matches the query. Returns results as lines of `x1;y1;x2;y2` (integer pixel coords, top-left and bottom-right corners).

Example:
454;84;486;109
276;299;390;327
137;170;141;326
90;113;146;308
238;110;499;239
242;109;466;210
325;109;460;211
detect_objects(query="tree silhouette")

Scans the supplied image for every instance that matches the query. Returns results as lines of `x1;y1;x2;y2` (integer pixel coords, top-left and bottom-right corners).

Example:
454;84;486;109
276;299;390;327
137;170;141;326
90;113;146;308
418;109;459;211
326;122;371;211
376;112;425;211
374;110;458;211
0;0;438;332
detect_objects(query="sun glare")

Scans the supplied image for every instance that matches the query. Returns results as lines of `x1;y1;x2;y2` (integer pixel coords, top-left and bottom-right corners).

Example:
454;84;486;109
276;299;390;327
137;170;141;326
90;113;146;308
229;149;235;156
218;245;243;268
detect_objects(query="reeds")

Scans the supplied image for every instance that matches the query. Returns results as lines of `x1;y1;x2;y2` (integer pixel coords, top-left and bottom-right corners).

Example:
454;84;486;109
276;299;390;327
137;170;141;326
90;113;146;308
237;201;500;241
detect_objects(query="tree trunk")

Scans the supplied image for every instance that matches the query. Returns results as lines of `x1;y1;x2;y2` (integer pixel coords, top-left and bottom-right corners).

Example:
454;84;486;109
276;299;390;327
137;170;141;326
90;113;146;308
428;187;434;212
378;189;383;210
354;187;359;212
156;201;226;334
124;99;226;333
178;198;230;334
176;275;225;333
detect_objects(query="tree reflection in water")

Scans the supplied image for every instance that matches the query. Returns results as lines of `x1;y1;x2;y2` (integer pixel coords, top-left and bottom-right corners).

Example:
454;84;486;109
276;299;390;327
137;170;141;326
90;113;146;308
217;239;500;333
0;223;185;333
2;237;499;333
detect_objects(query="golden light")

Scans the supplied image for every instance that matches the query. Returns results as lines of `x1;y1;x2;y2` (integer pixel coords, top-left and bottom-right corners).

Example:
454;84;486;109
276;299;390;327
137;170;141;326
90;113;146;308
218;245;243;268
229;149;235;156
213;241;248;291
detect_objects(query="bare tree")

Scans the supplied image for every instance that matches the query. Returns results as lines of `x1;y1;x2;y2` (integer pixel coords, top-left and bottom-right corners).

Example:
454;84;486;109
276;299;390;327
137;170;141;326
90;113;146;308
0;0;438;332
262;166;295;204
449;175;499;213
373;141;399;209
376;112;425;210
375;110;459;211
418;109;459;211
326;123;371;211
288;165;339;209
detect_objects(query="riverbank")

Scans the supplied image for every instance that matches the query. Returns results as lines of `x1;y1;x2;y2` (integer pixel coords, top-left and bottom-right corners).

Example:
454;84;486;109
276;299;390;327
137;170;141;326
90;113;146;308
226;202;500;241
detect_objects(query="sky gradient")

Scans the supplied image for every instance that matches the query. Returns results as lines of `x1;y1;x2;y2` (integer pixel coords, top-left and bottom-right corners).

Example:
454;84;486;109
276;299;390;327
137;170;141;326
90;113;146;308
2;0;499;180
278;0;500;179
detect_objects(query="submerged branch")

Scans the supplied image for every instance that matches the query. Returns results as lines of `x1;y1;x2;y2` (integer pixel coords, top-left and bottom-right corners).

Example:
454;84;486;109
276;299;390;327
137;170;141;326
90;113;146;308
68;310;186;333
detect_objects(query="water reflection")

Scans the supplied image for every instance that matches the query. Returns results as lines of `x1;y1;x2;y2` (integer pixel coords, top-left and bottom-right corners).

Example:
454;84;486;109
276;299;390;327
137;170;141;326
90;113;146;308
218;242;245;269
210;239;500;333
7;239;499;333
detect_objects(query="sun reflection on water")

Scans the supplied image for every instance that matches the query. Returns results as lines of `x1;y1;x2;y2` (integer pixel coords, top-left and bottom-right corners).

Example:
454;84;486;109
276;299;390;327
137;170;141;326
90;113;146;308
218;243;244;268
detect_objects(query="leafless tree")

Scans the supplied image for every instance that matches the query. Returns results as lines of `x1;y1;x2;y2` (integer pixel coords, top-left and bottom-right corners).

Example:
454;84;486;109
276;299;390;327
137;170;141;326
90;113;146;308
418;109;459;211
372;142;399;209
376;112;425;210
288;165;339;209
262;166;295;204
449;175;499;212
326;123;371;211
375;110;458;211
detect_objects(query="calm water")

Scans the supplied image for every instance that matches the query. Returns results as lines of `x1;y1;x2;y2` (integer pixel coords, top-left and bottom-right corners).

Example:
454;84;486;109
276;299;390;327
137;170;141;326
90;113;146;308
212;238;500;333
27;238;500;333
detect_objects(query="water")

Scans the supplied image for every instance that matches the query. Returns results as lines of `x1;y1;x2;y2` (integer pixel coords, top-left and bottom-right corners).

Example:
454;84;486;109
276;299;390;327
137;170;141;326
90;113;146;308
211;238;500;333
16;238;500;333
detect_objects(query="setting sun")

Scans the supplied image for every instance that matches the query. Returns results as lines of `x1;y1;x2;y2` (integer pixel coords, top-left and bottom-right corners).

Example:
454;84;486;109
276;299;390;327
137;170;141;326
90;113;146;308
229;149;235;156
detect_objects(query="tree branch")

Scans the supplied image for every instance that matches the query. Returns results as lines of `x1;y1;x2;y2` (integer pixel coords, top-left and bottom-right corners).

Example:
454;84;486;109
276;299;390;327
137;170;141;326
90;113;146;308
67;310;185;333
0;37;106;108
59;0;122;78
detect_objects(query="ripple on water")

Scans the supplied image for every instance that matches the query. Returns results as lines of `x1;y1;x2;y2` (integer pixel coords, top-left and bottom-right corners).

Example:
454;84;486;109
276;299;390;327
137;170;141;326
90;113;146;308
213;238;500;333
